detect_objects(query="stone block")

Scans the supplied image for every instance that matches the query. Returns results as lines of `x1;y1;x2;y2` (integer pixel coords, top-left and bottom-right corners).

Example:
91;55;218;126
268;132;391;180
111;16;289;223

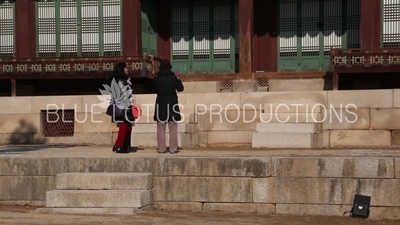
197;110;259;131
396;158;400;178
253;178;400;206
154;202;203;212
81;95;109;114
207;131;253;145
316;130;330;148
323;108;369;130
268;79;324;92
0;158;3;175
0;114;41;134
37;207;141;215
132;113;193;125
156;157;271;177
56;173;153;190
370;108;400;129
394;89;400;108
203;203;275;214
327;90;393;108
232;81;258;92
330;130;391;147
31;96;84;113
132;94;158;106
260;112;322;123
185;93;242;109
34;133;112;146
197;132;208;145
276;204;348;217
128;133;196;147
75;112;111;133
240;91;327;110
2;158;56;176
392;130;400;146
46;190;151;208
0;97;32;114
0;176;56;201
256;123;318;133
131;123;194;134
0;200;45;207
272;157;395;178
54;157;157;174
252;133;315;148
154;177;252;202
263;103;323;113
182;81;219;93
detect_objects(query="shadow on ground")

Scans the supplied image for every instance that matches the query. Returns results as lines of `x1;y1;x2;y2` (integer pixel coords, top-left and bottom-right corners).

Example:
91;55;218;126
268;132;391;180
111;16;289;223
1;120;77;156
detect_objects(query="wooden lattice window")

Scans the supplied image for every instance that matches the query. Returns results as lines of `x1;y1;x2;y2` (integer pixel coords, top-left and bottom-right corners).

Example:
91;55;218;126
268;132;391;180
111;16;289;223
42;109;75;137
0;0;15;58
36;0;122;57
382;0;400;48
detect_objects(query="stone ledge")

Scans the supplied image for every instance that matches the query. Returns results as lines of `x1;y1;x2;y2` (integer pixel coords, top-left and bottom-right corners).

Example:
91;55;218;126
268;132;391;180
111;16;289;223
203;203;275;214
155;157;271;177
154;202;203;212
0;176;56;201
272;157;395;178
253;178;400;207
154;177;252;203
330;130;392;147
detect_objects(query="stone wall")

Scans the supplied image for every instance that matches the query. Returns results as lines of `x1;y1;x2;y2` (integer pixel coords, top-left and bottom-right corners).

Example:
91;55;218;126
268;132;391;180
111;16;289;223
0;89;399;148
0;156;399;219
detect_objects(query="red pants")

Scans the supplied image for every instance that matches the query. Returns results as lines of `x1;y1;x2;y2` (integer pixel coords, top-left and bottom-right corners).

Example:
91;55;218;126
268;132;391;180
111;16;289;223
115;121;132;148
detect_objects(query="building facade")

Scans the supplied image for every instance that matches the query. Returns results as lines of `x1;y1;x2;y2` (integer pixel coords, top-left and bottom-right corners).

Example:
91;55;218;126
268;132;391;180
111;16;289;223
0;0;399;95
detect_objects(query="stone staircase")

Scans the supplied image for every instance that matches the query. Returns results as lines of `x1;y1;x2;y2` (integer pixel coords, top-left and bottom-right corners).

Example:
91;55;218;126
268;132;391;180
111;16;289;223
37;173;154;215
252;103;323;148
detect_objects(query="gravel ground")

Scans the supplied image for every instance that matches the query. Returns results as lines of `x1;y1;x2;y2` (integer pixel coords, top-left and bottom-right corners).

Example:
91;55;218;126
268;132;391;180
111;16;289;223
1;205;399;225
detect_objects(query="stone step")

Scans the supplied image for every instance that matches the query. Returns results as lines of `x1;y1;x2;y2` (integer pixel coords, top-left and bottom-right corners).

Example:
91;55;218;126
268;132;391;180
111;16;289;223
252;133;316;148
263;103;323;113
56;173;153;190
46;190;153;208
37;206;154;215
256;123;319;133
259;112;323;123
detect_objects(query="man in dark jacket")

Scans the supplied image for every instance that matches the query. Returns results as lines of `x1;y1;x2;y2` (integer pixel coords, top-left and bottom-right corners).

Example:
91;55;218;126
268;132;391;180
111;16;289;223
153;59;184;154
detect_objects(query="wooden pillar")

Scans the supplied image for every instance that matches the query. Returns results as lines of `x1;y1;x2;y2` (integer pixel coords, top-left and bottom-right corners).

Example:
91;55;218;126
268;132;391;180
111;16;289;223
157;0;171;60
15;0;36;58
238;0;254;80
122;0;142;56
360;0;381;49
253;0;277;72
11;79;16;96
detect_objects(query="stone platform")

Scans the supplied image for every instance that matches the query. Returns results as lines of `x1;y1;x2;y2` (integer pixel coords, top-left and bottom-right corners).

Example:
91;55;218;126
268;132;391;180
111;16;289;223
0;145;399;220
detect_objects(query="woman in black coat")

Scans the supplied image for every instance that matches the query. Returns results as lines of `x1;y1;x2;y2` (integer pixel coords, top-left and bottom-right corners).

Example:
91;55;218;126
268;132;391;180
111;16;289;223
107;62;135;154
153;59;184;154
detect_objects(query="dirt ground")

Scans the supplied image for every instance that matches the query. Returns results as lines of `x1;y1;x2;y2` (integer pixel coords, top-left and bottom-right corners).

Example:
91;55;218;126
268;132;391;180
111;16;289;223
0;205;399;225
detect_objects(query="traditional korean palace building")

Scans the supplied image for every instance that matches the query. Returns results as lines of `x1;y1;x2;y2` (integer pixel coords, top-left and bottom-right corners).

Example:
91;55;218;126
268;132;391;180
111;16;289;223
0;0;399;96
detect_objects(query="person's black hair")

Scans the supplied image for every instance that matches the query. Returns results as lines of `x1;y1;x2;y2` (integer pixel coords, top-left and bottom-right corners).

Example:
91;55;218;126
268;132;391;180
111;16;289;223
107;62;127;83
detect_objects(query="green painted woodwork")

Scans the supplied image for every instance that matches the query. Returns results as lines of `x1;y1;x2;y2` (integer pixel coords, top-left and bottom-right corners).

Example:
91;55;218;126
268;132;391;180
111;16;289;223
381;0;400;48
36;0;122;57
278;0;360;72
141;0;158;56
0;1;15;58
170;0;238;74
